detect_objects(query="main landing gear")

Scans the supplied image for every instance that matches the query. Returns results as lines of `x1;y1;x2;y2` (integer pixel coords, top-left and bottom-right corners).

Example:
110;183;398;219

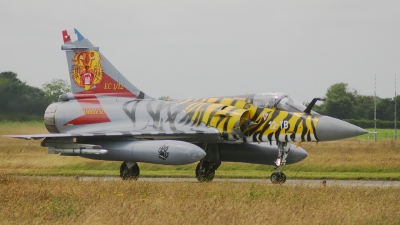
195;144;220;182
120;162;140;180
270;141;291;184
195;160;217;182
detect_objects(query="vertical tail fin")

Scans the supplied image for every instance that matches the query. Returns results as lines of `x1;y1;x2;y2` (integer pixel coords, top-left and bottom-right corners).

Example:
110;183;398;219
61;28;150;99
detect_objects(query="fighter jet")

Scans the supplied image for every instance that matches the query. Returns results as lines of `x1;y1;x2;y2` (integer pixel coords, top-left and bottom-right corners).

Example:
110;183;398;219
5;28;367;184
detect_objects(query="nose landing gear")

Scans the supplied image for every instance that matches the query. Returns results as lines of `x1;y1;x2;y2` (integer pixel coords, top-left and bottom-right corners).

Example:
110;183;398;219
270;142;291;184
270;172;287;184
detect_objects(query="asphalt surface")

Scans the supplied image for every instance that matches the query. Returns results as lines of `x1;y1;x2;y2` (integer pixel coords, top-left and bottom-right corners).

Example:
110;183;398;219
23;176;400;188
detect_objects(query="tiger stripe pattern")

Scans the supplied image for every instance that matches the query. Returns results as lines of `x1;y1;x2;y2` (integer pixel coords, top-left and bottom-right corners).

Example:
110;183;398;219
178;97;320;143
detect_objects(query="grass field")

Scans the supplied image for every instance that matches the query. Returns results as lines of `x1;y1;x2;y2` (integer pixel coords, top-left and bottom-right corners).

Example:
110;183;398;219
357;128;398;140
0;174;399;224
1;122;400;224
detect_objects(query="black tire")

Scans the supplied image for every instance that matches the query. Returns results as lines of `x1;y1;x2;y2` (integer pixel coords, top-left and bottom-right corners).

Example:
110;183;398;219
270;172;284;184
120;162;140;180
195;162;201;178
281;173;287;183
196;162;215;182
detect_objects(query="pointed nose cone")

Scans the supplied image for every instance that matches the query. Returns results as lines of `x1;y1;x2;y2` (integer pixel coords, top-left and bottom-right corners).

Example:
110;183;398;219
316;116;368;141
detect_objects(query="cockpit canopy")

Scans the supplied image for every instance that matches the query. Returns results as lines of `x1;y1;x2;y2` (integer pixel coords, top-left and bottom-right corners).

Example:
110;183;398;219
251;93;319;115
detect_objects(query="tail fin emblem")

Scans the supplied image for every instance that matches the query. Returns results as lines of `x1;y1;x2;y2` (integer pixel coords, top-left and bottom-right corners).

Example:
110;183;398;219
72;50;103;90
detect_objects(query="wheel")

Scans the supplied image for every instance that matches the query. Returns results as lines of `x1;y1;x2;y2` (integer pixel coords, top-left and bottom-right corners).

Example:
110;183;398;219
270;172;281;184
120;162;140;180
270;172;286;184
281;173;287;183
195;162;200;177
196;162;215;182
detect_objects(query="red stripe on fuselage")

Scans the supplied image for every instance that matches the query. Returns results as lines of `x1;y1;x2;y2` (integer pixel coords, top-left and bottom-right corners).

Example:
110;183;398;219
63;97;110;126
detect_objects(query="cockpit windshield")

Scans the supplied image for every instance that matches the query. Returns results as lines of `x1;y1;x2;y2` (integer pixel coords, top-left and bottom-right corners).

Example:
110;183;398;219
253;93;317;114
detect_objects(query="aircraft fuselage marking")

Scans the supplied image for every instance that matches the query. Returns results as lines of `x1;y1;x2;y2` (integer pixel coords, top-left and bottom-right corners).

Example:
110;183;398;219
104;82;124;90
78;109;107;115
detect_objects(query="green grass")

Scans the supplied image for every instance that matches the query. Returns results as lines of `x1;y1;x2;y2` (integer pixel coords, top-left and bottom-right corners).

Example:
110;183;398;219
0;120;44;127
0;114;43;121
355;128;398;139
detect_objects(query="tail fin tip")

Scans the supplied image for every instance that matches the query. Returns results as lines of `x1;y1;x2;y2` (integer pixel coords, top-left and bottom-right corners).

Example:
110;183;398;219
62;28;85;44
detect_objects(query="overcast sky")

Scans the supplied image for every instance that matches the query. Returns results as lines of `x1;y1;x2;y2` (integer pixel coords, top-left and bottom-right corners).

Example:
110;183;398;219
1;1;399;103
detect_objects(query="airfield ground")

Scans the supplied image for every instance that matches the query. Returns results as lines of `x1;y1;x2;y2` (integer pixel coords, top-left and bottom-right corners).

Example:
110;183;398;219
1;122;400;224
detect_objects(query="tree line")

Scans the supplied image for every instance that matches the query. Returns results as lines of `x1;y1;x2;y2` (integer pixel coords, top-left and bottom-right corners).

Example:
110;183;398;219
312;82;398;128
0;71;70;120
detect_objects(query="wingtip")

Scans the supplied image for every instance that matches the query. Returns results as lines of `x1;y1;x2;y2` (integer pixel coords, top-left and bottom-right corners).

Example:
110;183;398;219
2;135;32;140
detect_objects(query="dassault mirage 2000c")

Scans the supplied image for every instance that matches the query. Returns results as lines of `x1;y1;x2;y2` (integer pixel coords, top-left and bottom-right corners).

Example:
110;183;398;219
5;28;368;184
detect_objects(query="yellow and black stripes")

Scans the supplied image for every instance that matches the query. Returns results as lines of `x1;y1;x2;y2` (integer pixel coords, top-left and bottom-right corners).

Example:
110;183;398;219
179;97;247;109
177;101;247;137
248;109;320;143
180;97;320;143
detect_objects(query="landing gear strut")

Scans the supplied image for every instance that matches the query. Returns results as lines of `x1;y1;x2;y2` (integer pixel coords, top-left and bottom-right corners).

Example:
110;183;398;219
120;162;140;180
270;142;291;184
